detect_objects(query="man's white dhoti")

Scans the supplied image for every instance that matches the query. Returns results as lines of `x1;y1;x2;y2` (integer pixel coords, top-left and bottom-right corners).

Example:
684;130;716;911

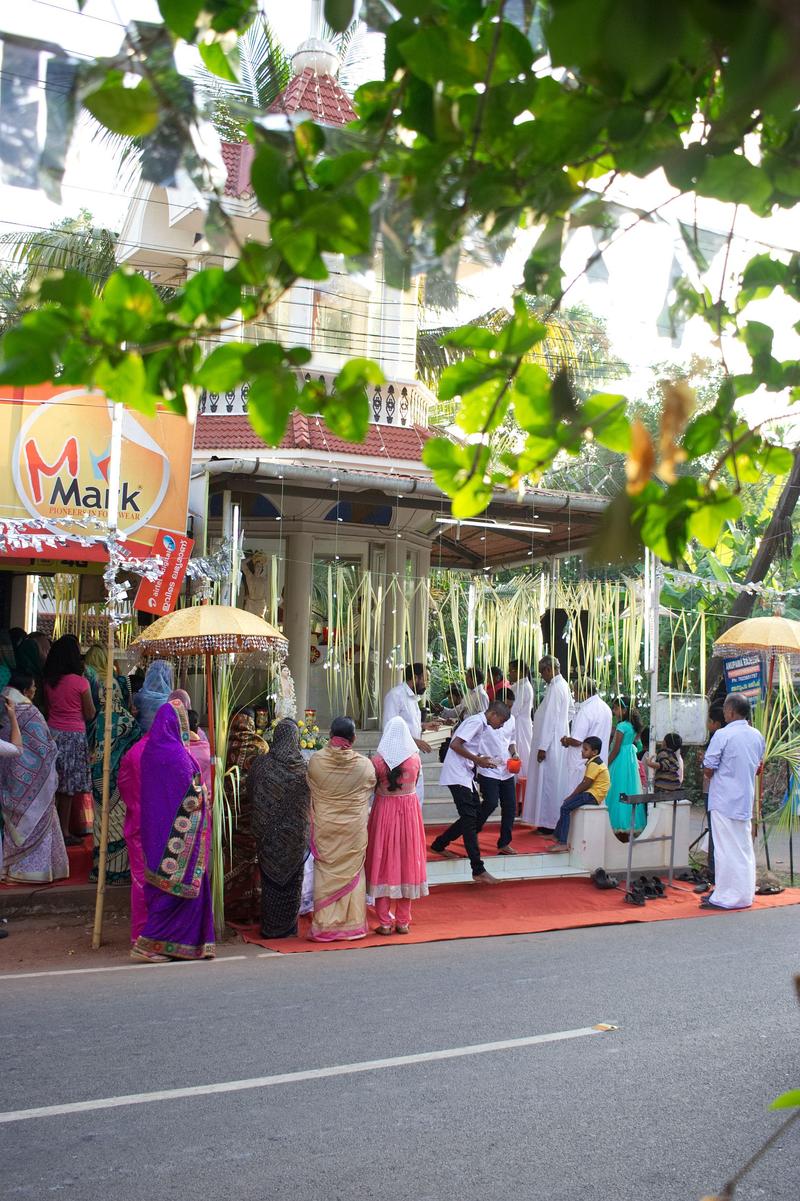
704;716;763;911
709;813;755;909
522;673;572;829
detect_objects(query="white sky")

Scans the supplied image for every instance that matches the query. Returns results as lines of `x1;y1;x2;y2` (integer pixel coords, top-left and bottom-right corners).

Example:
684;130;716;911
2;0;800;420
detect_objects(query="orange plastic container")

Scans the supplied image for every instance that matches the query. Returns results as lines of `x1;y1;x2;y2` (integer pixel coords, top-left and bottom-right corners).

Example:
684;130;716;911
506;757;522;774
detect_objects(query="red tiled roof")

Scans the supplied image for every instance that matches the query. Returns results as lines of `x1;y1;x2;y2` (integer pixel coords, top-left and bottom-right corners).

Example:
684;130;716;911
221;141;255;198
195;413;432;462
267;68;356;126
220;68;354;197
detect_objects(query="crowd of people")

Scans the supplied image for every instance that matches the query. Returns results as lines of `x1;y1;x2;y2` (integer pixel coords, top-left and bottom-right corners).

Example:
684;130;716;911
0;627;217;958
0;629;767;954
426;657;762;913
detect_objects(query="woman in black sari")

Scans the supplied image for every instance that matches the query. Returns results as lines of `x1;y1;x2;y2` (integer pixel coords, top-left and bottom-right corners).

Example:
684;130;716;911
248;719;311;939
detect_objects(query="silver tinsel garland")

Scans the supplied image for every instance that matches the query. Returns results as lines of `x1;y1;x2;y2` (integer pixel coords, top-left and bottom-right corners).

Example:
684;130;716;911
0;519;233;620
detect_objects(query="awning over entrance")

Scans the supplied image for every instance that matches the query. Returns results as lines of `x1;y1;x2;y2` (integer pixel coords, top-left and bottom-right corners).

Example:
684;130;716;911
200;457;607;568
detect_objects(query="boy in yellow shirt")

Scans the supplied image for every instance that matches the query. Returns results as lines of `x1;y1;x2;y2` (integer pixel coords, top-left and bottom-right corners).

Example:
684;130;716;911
547;736;610;853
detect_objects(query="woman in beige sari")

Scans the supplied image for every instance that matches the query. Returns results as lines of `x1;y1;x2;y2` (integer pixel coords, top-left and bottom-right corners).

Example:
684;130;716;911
307;717;376;942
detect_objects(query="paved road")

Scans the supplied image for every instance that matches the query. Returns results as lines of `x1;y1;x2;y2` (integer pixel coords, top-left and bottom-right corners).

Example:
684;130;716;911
2;909;799;1201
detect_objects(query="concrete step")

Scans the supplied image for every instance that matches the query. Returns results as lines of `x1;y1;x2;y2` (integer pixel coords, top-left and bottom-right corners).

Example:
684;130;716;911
426;851;588;886
422;800;500;825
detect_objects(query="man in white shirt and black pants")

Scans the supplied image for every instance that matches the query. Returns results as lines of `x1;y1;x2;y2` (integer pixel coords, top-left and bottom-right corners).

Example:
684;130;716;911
431;700;512;884
702;692;764;911
477;706;519;855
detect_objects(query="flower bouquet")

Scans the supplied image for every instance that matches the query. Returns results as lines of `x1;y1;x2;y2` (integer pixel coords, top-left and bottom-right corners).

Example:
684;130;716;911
267;716;326;751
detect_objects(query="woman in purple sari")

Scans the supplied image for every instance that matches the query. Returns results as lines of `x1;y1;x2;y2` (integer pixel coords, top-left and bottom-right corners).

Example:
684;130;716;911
131;702;215;963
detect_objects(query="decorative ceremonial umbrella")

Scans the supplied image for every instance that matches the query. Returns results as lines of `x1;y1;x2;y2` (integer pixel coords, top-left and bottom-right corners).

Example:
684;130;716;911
713;614;800;661
131;605;288;787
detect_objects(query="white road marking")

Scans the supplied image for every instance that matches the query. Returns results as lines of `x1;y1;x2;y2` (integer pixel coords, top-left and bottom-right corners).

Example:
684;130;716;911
0;1025;615;1124
0;955;249;981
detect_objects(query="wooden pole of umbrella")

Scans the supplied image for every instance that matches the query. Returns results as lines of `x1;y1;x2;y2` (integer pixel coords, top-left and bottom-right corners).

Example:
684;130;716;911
90;615;118;950
91;401;123;952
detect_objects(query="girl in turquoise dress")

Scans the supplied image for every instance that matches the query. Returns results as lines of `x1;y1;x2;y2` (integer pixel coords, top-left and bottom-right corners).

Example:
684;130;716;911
605;699;646;835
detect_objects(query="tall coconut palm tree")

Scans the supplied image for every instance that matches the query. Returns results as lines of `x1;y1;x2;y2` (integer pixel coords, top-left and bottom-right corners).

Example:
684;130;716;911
417;298;628;463
0;210;118;295
0;210;119;334
0;209;178;323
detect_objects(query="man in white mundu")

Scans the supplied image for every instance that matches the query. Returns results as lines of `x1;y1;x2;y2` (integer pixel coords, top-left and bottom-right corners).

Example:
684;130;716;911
561;681;613;795
522;656;573;831
702;692;764;911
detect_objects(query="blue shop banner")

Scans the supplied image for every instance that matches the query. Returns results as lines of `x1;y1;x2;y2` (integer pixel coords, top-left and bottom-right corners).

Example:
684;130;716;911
722;654;765;700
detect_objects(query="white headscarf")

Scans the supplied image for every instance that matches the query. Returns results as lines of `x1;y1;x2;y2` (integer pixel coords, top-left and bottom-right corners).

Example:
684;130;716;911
376;715;419;769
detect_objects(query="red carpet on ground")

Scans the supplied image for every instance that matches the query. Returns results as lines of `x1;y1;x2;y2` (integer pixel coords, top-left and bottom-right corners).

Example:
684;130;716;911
425;822;550;860
238;877;800;954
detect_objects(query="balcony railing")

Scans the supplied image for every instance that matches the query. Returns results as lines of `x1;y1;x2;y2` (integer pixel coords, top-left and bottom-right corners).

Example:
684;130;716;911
199;368;433;428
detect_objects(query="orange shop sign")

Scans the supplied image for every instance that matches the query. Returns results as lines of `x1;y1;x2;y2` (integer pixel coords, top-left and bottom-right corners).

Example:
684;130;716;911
0;385;195;562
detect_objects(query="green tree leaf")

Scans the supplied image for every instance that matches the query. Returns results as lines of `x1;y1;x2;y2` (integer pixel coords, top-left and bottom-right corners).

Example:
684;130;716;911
247;366;298;446
335;357;385;392
157;0;203;41
196;343;250;390
198;39;240;84
582;393;631;453
322;393;370;441
683;412;723;458
422;437;468;493
699;155;773;213
689;493;742;549
178;267;241;322
83;73;160;137
0;312;69;384
512;364;552;432
95;353;160;416
770;1090;800;1110
324;0;356;34
249;143;291;213
452;473;493;519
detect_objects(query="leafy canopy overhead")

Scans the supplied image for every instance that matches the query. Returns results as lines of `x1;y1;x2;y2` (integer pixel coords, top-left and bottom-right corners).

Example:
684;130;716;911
0;0;798;561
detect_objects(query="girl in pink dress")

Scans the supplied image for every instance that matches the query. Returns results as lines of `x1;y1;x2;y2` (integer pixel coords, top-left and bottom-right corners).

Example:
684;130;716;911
366;717;429;935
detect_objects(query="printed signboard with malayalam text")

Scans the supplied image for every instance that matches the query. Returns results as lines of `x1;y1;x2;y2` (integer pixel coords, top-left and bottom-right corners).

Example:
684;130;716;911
0;385;195;562
134;530;194;615
722;653;765;701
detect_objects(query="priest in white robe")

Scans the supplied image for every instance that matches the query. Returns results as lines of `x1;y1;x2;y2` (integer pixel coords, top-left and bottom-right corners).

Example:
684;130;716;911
561;681;613;795
522;656;573;830
702;692;764;910
508;660;534;768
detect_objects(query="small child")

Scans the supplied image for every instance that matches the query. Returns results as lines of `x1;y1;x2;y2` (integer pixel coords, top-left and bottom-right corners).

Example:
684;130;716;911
547;736;611;853
645;732;683;793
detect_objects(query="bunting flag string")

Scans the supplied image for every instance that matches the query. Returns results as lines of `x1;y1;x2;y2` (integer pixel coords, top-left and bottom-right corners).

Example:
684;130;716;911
662;566;800;603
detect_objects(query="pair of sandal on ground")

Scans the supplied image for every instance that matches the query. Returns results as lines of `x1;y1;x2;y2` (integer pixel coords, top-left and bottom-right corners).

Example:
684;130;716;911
624;875;667;906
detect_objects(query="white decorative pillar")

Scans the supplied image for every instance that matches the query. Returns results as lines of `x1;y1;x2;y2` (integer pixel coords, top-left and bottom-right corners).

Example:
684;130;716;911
412;547;431;663
220;490;233;605
284;532;314;714
380;535;407;705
